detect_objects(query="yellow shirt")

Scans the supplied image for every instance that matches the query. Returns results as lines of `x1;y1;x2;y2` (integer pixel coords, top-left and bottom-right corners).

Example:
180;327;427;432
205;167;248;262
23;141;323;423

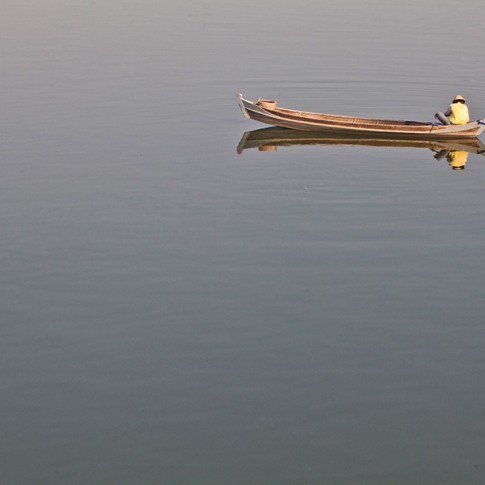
449;103;469;125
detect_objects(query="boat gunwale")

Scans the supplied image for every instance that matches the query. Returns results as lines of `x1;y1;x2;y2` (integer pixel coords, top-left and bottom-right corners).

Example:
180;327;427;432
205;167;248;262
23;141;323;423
268;106;431;127
263;107;434;131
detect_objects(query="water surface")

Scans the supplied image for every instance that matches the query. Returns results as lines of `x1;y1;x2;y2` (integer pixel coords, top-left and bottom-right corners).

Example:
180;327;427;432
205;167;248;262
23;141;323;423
2;1;485;483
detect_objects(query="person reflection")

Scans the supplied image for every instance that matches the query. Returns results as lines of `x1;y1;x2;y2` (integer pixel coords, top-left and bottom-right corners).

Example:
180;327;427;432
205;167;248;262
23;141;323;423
433;149;468;170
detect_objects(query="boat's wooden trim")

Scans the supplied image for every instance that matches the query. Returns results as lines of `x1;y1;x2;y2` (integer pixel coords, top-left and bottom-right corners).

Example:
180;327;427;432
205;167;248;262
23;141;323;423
266;106;430;127
236;93;485;139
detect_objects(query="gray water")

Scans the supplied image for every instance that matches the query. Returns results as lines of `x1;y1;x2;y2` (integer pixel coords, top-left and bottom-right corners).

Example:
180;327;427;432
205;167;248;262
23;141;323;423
3;1;485;483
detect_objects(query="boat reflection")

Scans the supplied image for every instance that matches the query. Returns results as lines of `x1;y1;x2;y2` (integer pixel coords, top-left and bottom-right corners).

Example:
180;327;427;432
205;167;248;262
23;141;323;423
237;127;485;169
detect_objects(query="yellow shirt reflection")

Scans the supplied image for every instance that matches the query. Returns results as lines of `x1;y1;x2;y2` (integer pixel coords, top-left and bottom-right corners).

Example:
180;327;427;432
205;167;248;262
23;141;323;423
447;150;468;170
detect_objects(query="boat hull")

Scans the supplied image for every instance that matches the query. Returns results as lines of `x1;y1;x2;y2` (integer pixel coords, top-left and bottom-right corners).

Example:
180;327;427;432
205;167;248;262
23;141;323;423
236;94;485;139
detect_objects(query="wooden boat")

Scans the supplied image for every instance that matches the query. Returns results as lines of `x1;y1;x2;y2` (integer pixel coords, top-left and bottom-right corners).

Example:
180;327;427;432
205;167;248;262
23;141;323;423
237;127;485;154
236;93;485;139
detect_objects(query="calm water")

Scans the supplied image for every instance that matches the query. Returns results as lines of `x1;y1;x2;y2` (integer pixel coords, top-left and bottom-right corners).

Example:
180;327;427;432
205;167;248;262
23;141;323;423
3;1;485;483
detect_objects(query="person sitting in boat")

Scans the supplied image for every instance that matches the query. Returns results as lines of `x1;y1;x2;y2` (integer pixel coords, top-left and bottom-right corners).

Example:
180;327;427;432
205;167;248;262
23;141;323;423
435;95;469;125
